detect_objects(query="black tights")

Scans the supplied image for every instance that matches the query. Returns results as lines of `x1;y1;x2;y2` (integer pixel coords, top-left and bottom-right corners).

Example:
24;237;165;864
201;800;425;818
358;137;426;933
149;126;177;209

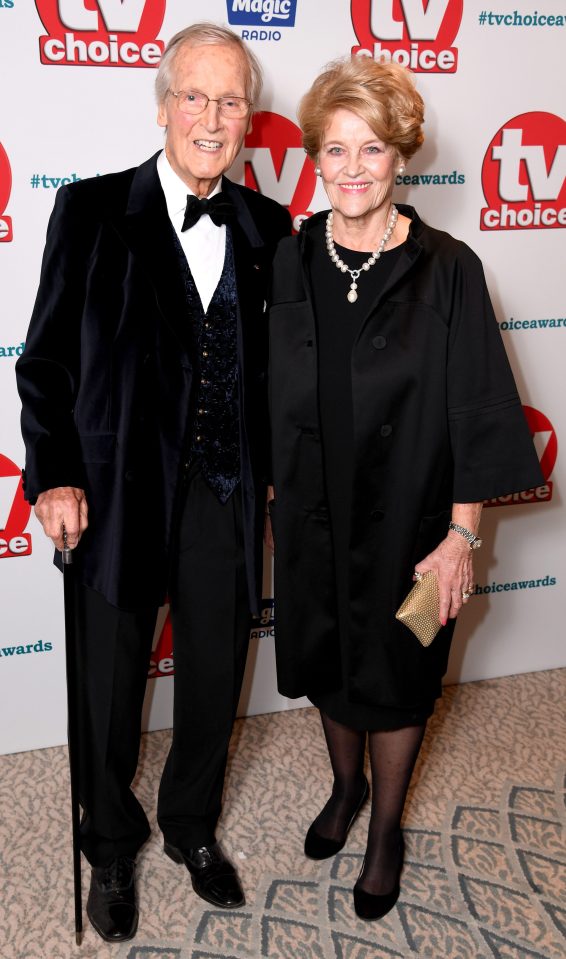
315;711;426;894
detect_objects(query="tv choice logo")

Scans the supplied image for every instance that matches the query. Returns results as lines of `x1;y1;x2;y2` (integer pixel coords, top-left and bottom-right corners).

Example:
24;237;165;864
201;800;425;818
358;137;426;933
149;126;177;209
480;112;566;231
148;598;275;678
226;0;296;27
35;0;165;67
0;141;13;243
351;0;462;73
149;607;173;678
0;454;32;558
484;406;557;508
242;111;316;232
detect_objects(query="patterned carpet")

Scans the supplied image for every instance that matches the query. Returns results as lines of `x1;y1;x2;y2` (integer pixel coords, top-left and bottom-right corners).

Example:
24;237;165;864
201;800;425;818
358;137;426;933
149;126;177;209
1;668;564;959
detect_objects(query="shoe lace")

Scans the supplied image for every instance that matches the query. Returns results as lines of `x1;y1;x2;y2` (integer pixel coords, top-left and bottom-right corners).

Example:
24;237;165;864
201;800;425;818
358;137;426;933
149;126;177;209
101;857;134;892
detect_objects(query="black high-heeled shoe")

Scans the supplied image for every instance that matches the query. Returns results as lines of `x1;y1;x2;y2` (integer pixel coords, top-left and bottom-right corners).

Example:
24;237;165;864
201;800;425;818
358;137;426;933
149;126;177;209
353;833;404;921
304;777;369;860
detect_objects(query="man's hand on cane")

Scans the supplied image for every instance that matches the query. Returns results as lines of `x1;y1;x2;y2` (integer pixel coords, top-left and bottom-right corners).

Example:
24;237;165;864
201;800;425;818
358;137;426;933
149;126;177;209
34;487;89;551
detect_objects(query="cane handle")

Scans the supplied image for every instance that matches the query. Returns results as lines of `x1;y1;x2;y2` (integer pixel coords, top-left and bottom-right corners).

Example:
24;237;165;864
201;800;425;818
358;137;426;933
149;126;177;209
62;527;73;565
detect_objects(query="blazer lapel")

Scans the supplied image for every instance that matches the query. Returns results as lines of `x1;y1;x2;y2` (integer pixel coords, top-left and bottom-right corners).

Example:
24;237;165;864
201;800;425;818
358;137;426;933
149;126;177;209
115;152;193;356
356;206;424;338
113;166;268;356
222;176;268;313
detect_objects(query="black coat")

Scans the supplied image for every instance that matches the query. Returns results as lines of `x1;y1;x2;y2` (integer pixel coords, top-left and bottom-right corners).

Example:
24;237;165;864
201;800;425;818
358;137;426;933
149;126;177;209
16;153;291;612
269;207;543;709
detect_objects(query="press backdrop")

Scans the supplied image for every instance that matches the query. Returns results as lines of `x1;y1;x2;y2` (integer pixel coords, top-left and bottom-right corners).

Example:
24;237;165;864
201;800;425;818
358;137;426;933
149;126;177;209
0;0;564;754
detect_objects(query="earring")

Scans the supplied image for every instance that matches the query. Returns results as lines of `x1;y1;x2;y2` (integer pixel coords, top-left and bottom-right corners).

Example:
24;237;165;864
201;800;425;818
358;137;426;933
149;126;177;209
398;165;405;175
315;165;321;176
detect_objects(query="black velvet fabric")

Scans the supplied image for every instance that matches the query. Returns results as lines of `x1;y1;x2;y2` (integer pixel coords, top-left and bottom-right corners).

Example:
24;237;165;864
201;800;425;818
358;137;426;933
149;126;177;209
16;154;292;611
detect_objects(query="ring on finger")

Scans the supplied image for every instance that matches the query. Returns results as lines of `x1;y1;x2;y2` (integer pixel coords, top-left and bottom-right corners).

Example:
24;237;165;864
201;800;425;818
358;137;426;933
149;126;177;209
462;590;471;600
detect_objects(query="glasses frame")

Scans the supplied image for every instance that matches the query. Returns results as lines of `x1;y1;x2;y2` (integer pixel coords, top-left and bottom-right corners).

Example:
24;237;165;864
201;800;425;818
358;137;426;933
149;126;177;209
168;89;252;119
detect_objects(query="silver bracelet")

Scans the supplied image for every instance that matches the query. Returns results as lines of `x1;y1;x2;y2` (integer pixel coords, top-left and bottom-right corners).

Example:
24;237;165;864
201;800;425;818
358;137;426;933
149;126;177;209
448;522;482;550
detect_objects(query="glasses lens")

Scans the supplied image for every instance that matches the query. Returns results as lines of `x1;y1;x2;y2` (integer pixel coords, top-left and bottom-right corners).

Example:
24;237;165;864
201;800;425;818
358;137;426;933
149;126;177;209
219;97;249;118
177;91;208;114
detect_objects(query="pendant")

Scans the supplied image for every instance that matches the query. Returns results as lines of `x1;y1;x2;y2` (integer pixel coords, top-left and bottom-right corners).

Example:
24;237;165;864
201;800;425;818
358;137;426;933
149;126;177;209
347;288;358;303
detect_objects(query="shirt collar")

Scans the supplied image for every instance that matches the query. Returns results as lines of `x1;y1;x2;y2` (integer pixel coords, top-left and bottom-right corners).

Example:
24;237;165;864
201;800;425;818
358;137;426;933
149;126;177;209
156;150;223;219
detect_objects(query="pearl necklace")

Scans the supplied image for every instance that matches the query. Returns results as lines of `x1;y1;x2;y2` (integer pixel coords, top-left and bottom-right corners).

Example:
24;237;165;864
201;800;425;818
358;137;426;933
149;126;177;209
325;205;398;303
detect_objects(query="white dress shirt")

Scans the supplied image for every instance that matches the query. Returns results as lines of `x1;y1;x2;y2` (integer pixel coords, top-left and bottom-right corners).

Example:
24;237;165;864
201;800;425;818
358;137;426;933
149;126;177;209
156;150;226;313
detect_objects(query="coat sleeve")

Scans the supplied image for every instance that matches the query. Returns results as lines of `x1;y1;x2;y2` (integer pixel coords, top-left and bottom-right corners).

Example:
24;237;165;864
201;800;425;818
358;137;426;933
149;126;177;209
15;186;87;503
446;246;543;502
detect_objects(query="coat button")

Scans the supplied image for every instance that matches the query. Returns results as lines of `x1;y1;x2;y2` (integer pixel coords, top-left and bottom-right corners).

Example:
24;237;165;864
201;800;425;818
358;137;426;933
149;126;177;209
125;469;135;482
380;424;392;437
372;335;387;350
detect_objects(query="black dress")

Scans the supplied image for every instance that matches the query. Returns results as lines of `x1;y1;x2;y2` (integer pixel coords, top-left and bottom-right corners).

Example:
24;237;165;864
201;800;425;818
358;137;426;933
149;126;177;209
306;234;435;731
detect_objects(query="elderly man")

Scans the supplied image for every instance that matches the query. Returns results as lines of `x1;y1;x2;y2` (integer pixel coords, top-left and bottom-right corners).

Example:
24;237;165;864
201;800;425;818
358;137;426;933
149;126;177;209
16;22;290;943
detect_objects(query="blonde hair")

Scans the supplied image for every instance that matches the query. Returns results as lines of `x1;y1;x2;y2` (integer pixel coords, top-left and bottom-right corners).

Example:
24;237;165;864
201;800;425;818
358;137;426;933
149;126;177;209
155;22;263;107
299;57;424;162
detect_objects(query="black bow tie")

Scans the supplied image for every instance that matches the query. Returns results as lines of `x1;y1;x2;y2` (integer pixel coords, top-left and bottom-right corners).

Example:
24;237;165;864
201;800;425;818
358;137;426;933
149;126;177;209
181;193;236;231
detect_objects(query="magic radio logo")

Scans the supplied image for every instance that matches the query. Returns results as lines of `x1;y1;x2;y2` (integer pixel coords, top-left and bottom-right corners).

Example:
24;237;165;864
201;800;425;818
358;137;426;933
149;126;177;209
226;0;297;27
242;111;317;232
35;0;165;67
0;142;13;243
0;455;32;558
480;112;566;231
351;0;462;72
485;406;557;508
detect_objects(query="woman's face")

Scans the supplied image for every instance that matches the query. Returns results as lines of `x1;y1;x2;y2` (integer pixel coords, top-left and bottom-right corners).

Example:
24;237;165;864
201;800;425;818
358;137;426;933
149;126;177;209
318;108;398;224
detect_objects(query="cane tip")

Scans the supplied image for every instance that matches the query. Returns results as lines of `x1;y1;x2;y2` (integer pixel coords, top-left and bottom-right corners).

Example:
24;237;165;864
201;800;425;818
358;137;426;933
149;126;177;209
76;930;83;946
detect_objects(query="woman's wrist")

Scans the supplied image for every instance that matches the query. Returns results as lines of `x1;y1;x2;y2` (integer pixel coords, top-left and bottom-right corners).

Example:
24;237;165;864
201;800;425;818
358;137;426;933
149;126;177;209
448;522;482;550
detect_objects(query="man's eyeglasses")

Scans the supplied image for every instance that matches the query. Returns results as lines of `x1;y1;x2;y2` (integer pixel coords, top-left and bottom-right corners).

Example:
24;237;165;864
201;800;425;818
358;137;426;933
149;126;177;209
169;90;252;120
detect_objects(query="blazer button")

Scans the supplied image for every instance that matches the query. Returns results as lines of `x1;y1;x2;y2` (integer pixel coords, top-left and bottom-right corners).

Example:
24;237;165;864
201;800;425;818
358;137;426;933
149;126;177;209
372;335;387;350
125;469;135;482
380;424;392;437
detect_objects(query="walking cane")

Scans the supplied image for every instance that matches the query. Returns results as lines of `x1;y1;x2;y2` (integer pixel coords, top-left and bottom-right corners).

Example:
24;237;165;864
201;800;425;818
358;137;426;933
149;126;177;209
62;530;83;945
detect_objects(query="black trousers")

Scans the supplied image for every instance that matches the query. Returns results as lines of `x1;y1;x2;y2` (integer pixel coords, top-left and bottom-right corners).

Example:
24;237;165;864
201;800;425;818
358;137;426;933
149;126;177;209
77;467;251;867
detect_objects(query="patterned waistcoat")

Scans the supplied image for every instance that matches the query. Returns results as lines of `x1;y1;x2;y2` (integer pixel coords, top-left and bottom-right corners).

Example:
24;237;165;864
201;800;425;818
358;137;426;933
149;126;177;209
173;228;240;503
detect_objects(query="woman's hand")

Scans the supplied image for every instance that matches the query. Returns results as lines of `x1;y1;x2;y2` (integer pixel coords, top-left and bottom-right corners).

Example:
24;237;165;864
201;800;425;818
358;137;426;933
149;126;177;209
414;534;475;626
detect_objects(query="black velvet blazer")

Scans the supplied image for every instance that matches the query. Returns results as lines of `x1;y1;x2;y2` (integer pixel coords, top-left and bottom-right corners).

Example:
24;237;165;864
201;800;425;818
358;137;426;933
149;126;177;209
16;153;291;612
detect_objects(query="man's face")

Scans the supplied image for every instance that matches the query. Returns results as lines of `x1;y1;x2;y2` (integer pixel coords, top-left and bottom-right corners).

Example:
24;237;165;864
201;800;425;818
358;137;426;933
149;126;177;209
158;42;252;197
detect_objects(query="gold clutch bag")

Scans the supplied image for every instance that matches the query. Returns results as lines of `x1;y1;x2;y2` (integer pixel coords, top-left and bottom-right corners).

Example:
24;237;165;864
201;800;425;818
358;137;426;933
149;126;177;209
395;571;441;647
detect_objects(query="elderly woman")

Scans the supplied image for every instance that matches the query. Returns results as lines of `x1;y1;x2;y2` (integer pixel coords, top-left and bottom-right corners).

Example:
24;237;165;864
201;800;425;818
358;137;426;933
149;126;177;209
268;58;542;921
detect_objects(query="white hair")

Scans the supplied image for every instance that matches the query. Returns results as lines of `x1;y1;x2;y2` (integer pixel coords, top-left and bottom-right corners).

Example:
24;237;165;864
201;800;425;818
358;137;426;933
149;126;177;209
155;22;263;108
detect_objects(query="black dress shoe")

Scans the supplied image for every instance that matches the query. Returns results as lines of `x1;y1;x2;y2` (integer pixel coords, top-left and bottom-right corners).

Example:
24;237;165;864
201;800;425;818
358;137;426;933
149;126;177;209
86;856;138;942
164;841;245;908
304;777;369;860
353;833;404;921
